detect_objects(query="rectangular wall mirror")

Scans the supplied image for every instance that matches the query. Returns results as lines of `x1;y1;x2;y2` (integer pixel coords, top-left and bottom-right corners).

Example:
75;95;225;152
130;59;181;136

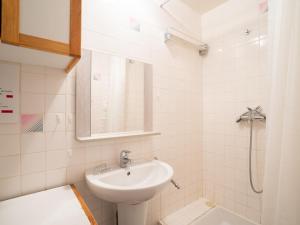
76;50;159;141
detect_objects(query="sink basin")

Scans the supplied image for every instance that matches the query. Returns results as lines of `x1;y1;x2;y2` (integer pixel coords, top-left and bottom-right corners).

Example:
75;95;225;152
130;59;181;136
85;160;173;204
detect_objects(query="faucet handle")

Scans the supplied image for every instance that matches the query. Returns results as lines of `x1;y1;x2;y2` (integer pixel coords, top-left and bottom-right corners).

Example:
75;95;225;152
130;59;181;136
120;150;131;158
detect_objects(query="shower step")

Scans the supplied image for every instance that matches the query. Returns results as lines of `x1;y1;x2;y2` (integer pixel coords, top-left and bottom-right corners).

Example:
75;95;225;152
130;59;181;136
158;198;215;225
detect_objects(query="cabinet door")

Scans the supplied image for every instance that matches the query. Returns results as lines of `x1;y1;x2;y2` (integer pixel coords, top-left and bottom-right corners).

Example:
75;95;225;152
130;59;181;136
1;0;81;72
1;0;19;44
20;0;70;43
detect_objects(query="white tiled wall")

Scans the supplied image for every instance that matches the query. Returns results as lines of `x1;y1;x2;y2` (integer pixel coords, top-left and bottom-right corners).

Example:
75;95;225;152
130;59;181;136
0;0;203;225
201;0;269;223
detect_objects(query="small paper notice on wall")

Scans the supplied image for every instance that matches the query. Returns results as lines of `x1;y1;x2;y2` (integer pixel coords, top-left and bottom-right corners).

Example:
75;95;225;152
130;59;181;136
21;114;43;133
0;63;20;123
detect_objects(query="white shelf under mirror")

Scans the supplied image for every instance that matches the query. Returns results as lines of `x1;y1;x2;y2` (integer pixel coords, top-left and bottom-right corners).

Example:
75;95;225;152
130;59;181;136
77;131;161;141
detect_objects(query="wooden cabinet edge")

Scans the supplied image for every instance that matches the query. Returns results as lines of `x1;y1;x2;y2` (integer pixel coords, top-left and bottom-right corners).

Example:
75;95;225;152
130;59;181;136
65;56;80;73
19;33;70;55
70;184;98;225
1;0;82;71
1;0;19;44
70;0;82;57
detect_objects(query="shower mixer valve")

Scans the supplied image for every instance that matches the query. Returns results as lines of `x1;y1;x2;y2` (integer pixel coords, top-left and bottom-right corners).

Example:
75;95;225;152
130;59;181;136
236;106;266;123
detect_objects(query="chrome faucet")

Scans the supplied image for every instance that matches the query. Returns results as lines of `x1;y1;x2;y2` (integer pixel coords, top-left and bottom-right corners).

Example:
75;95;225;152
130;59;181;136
120;150;131;168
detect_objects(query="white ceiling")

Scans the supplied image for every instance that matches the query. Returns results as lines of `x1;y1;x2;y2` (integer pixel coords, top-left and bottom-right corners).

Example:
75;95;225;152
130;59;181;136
180;0;228;14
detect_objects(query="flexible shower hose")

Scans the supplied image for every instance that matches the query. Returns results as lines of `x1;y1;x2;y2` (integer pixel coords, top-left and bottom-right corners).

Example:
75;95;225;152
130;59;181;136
249;119;263;194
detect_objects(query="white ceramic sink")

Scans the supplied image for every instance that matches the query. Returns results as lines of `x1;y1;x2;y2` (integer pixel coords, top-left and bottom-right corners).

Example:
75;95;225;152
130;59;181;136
85;160;173;204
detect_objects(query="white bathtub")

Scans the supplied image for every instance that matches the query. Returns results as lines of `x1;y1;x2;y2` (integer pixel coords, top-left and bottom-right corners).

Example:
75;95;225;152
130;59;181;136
191;207;259;225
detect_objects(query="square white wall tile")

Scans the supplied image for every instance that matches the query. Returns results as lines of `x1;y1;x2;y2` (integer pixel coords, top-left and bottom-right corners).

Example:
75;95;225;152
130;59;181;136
0;176;21;200
21;93;44;114
21;152;46;174
0;134;20;156
68;148;86;166
45;95;66;113
21;172;46;194
21;73;45;94
67;165;85;184
45;131;67;150
46;168;67;188
0;156;20;178
21;133;45;154
44;113;66;132
45;73;66;94
46;150;69;170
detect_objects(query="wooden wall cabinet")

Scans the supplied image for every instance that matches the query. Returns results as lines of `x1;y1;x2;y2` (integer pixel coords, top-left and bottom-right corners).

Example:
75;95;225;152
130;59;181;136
0;0;81;73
